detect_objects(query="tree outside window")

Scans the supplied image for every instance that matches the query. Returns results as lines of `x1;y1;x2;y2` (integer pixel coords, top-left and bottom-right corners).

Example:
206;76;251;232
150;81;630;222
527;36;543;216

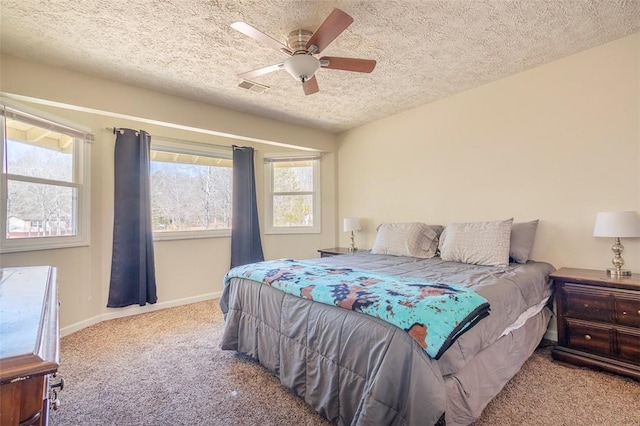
149;140;232;240
1;106;91;253
265;155;321;234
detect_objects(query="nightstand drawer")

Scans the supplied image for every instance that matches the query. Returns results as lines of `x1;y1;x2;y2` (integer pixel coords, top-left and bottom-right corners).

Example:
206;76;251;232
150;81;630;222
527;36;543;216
614;298;640;328
564;284;610;323
617;328;640;363
565;319;611;357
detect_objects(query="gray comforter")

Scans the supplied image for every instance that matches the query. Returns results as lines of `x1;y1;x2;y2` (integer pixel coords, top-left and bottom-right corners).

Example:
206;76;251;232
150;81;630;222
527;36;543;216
219;252;555;425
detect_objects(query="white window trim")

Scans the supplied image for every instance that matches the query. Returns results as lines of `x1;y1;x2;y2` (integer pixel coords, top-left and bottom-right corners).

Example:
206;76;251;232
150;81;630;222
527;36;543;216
0;101;92;253
153;228;231;241
150;137;232;241
264;153;321;235
151;137;231;159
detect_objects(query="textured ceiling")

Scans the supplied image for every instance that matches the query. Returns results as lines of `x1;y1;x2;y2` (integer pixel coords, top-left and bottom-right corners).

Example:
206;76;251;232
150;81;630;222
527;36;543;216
1;1;639;133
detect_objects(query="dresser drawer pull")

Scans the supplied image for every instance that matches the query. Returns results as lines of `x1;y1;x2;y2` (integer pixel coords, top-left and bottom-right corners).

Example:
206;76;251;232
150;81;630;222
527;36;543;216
622;311;627;315
583;303;589;308
584;334;592;341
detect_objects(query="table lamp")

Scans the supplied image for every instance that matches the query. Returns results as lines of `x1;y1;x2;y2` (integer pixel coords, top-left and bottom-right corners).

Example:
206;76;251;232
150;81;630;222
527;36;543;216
593;211;640;277
343;218;361;252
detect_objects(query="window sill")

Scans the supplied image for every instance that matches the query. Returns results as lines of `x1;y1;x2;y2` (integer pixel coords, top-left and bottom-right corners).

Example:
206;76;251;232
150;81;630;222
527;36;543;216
0;236;90;253
153;230;231;241
264;227;321;235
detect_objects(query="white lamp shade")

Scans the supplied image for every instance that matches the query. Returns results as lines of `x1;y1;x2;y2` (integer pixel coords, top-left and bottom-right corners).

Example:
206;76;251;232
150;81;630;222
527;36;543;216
283;54;320;81
343;217;361;232
593;211;640;237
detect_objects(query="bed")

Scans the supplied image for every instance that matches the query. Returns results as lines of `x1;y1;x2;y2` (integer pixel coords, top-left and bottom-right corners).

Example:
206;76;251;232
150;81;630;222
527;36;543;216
219;219;555;425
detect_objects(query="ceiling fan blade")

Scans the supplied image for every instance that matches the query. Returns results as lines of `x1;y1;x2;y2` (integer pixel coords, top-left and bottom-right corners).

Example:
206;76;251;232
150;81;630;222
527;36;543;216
303;76;319;95
238;63;284;80
320;57;376;73
231;22;293;55
306;8;353;54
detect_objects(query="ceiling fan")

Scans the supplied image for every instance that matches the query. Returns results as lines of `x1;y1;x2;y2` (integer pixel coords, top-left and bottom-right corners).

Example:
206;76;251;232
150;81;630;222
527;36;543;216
231;8;376;95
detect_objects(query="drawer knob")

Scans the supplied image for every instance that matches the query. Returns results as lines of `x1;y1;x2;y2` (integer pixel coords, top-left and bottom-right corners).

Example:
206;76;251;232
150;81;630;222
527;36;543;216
584;334;592;341
50;398;61;411
583;303;589;308
622;311;627;315
50;375;65;391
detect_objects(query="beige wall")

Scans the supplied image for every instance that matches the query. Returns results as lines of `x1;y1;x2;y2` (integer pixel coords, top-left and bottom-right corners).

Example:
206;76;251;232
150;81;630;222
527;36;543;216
0;55;338;333
2;32;639;335
337;32;640;272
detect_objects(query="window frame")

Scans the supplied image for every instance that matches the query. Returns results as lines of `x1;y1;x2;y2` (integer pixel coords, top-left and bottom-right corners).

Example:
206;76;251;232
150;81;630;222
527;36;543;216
264;153;321;235
0;100;92;253
150;137;233;241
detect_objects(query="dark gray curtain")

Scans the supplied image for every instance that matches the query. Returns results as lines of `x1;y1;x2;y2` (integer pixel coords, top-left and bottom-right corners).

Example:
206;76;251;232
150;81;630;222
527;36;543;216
231;146;264;268
108;128;157;307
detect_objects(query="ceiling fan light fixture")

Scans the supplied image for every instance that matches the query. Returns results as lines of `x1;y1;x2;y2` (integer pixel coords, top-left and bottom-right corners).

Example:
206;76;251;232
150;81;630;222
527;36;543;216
284;54;320;82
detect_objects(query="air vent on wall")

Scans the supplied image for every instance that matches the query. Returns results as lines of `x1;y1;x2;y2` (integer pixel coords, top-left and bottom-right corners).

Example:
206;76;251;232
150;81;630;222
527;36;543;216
238;79;269;93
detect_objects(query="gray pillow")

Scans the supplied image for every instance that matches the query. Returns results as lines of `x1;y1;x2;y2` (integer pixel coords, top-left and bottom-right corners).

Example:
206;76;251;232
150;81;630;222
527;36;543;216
371;222;442;258
438;218;513;267
510;220;539;263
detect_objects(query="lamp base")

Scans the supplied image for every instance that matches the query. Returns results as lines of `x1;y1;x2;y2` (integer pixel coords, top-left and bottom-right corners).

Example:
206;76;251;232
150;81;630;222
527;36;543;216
348;231;357;253
607;268;632;277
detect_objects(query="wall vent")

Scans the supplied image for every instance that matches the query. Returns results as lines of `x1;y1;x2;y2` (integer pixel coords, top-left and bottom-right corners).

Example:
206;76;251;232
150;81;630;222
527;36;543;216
238;79;269;93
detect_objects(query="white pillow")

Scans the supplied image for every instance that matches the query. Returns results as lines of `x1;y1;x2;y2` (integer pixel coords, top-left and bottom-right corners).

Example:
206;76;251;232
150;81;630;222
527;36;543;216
438;218;513;267
371;222;441;258
510;220;539;263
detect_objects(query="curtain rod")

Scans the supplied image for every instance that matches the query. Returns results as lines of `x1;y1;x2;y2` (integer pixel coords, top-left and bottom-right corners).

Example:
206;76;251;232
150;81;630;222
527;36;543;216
107;127;241;151
111;127;137;136
232;145;260;151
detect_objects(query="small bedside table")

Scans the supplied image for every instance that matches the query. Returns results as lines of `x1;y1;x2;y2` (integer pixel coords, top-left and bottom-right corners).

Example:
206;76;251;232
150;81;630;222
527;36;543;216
550;267;640;380
318;247;354;257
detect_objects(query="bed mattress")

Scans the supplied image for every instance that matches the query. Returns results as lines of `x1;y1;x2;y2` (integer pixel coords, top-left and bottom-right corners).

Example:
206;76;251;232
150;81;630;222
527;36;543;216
220;252;555;425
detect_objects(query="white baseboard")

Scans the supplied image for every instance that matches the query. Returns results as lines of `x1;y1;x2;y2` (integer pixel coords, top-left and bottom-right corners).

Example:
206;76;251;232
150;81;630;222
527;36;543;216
543;329;558;342
60;292;222;337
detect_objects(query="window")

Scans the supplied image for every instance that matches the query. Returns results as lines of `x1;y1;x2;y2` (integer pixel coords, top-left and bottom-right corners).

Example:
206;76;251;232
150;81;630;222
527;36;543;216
150;138;232;240
1;102;92;253
264;154;321;234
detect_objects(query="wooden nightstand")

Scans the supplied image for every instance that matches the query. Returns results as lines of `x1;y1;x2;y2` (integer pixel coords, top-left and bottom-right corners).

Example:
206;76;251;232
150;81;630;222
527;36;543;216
317;247;354;257
550;267;640;380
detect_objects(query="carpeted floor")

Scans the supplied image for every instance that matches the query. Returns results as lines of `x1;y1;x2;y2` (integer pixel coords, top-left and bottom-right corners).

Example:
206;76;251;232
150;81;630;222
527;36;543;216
50;300;640;426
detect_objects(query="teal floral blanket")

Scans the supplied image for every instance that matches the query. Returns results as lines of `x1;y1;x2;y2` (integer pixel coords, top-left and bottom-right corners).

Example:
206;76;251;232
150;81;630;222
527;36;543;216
224;259;490;359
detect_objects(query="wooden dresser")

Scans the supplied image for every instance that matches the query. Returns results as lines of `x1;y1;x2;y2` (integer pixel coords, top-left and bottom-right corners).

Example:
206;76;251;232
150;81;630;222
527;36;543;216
0;266;60;426
550;267;640;380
